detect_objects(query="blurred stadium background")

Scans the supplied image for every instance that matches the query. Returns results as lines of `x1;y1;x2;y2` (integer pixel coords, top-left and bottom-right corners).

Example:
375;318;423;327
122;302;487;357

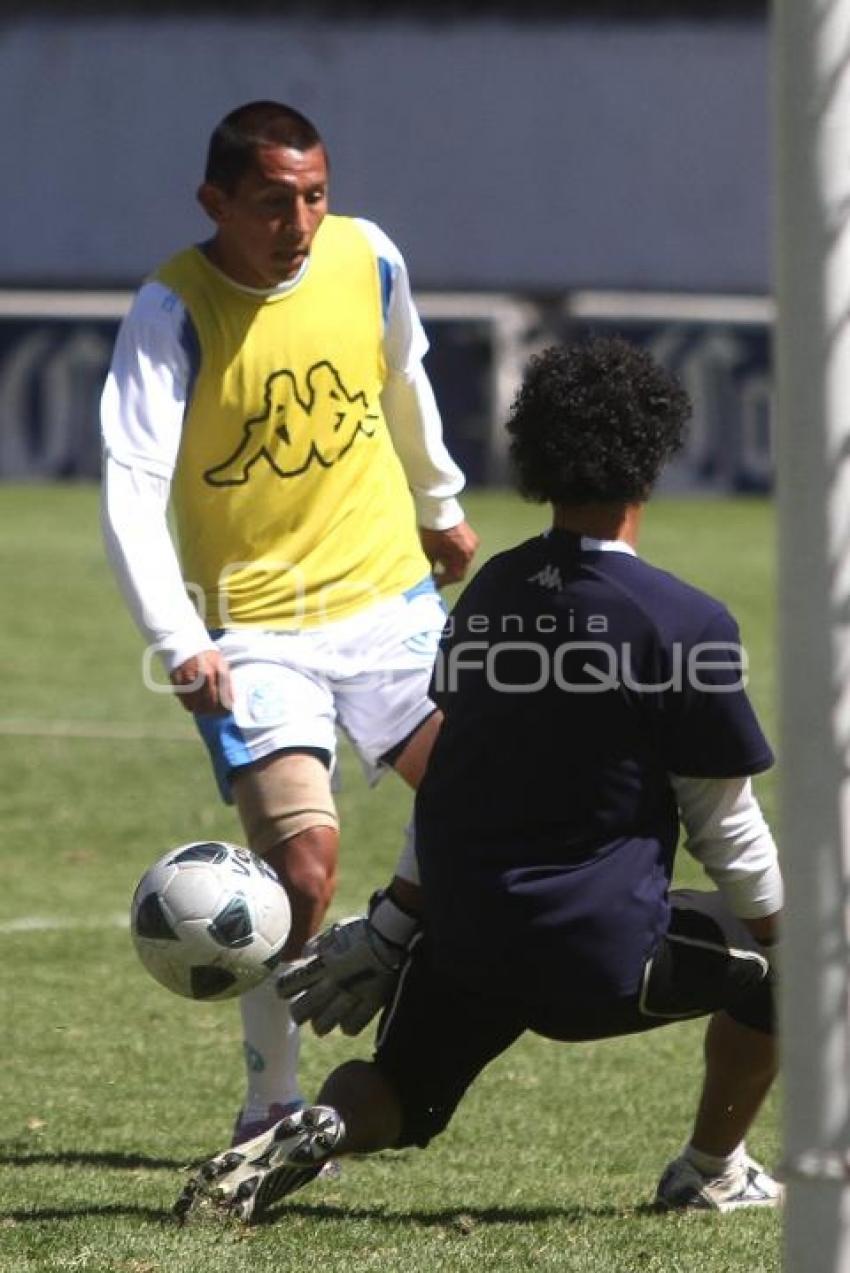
0;4;787;1271
1;0;771;493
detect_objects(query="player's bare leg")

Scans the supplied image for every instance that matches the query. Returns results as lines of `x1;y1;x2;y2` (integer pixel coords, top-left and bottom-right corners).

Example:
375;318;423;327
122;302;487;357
233;752;340;953
261;824;339;957
690;1011;777;1157
183;717;439;1214
656;1011;781;1211
232;756;339;1144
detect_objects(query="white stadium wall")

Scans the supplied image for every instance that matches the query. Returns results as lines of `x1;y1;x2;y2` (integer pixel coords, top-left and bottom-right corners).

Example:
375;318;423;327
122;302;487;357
0;11;768;292
0;8;772;487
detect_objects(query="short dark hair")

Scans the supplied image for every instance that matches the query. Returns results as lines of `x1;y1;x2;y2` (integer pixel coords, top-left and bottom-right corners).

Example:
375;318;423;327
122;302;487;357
506;337;690;505
204;101;324;192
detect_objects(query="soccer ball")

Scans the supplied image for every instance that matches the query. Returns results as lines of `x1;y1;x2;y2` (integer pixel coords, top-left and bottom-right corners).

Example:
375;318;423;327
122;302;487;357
130;841;291;1001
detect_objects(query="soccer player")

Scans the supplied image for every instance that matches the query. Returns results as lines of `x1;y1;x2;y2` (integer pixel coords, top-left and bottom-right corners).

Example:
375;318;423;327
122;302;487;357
175;337;783;1223
100;102;477;1147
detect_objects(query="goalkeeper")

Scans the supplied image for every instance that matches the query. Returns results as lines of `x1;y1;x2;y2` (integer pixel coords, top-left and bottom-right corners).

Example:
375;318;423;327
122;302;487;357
176;337;783;1223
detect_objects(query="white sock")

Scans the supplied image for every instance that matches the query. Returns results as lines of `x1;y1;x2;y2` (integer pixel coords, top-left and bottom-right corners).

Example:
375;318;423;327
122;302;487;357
238;971;303;1121
684;1141;746;1179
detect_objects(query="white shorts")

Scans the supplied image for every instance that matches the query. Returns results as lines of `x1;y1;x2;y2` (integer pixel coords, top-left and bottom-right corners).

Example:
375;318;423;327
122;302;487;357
194;577;446;801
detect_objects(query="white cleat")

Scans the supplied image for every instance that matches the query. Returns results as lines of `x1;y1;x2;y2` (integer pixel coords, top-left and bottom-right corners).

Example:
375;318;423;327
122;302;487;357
655;1152;783;1213
174;1104;344;1223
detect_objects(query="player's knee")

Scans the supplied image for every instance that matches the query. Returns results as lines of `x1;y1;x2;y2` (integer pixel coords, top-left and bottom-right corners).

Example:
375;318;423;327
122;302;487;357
264;825;339;955
270;827;338;913
233;752;340;941
318;1059;406;1152
322;1057;454;1151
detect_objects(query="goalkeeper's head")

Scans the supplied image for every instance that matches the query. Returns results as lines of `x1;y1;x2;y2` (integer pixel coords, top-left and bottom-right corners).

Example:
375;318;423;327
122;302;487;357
506;337;690;508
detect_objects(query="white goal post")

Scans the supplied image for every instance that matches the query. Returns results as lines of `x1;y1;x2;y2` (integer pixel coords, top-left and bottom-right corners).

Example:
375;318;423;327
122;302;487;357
775;1;850;1267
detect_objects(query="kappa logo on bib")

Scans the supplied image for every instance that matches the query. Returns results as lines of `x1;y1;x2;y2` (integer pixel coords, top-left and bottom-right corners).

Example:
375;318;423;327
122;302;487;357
204;360;380;486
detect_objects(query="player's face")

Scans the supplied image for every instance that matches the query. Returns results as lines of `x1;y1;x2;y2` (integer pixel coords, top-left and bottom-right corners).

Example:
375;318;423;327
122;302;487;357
201;144;329;288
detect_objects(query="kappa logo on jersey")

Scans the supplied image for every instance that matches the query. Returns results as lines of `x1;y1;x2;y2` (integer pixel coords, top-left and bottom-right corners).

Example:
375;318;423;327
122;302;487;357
527;564;564;591
204;360;380;486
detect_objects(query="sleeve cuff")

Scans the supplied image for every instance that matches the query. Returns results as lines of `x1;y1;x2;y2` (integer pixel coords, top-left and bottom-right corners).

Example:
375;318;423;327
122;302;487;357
717;861;785;920
414;494;465;531
154;622;219;675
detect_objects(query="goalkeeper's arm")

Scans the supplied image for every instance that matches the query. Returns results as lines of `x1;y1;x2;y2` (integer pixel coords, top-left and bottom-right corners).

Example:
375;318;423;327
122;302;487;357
671;773;783;958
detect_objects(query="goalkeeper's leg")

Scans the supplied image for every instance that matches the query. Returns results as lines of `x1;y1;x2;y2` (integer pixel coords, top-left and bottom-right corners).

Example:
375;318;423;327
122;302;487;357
690;1010;778;1160
652;893;780;1211
174;938;526;1221
316;1060;404;1153
656;1012;780;1211
175;1104;346;1223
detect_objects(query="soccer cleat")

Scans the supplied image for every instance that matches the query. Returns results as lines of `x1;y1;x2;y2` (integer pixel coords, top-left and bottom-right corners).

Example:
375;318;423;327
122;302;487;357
174;1104;345;1223
231;1101;343;1182
231;1099;305;1146
655;1152;783;1213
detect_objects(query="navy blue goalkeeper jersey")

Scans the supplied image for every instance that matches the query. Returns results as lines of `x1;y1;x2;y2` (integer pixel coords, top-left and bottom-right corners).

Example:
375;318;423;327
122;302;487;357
414;530;773;1007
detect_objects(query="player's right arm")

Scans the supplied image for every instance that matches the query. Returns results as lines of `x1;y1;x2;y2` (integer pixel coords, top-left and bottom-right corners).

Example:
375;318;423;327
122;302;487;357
357;218;478;585
100;283;231;714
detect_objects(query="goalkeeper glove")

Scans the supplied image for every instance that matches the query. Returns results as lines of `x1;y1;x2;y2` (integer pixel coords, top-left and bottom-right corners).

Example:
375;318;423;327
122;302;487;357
277;890;421;1037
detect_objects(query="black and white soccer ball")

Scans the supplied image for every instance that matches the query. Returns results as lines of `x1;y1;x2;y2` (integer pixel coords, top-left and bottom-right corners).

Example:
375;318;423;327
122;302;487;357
130;841;292;1001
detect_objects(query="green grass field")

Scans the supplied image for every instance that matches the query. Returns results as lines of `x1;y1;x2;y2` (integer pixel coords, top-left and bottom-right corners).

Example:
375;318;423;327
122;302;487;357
0;486;780;1273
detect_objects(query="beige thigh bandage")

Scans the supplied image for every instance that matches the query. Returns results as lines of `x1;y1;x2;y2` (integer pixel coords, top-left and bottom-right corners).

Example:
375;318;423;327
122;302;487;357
233;752;339;856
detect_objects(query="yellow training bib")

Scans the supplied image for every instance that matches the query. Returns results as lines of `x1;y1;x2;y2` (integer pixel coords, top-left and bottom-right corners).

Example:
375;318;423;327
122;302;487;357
155;216;429;628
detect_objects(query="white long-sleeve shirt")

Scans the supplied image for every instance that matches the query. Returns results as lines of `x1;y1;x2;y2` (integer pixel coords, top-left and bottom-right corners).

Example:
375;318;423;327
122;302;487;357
101;219;466;672
672;773;782;920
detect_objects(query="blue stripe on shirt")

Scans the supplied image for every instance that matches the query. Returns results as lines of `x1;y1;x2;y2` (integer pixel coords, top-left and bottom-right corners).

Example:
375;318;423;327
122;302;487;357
378;256;393;323
404;575;439;603
178;309;201;415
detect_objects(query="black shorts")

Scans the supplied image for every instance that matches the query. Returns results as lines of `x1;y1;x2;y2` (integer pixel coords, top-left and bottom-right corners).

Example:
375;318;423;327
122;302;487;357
374;889;775;1149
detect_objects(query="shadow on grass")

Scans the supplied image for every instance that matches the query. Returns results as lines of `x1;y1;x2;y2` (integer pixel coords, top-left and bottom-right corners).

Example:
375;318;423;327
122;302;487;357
0;1148;666;1230
0;1149;186;1170
0;1152;182;1225
257;1199;664;1227
0;1203;172;1224
0;1194;665;1231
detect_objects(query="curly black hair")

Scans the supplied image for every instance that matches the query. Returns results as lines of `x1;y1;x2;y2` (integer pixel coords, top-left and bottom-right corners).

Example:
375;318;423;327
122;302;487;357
506;337;690;505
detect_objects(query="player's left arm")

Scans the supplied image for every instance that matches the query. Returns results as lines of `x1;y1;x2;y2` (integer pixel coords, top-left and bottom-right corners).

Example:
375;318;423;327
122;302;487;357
672;773;783;956
358;219;479;585
665;603;782;951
